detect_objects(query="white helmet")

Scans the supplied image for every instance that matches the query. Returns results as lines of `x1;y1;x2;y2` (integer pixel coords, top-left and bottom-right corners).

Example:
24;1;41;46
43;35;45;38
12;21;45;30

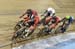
47;7;53;11
47;7;55;13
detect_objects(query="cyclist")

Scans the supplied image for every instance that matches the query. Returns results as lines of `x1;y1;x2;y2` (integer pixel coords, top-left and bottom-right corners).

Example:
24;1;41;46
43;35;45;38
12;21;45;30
44;15;61;33
19;9;40;37
41;7;55;24
60;16;74;33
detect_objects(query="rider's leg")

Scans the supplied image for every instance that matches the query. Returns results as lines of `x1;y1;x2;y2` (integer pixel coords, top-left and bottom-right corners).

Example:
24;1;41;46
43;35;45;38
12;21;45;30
25;25;35;37
61;23;70;33
41;16;46;25
61;27;67;33
49;24;56;32
45;17;51;25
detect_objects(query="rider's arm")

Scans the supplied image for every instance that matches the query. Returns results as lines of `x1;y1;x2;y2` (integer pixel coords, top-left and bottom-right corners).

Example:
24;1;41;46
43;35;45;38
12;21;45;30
60;18;65;22
55;17;60;25
19;12;27;18
41;10;47;16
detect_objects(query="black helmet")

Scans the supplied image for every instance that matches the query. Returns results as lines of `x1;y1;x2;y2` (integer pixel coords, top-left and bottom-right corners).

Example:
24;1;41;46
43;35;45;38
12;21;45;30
26;9;32;14
27;9;32;11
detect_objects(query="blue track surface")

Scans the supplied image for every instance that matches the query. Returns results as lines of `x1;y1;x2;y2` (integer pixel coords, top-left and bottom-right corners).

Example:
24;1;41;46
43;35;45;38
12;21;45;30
13;33;75;49
46;39;75;49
